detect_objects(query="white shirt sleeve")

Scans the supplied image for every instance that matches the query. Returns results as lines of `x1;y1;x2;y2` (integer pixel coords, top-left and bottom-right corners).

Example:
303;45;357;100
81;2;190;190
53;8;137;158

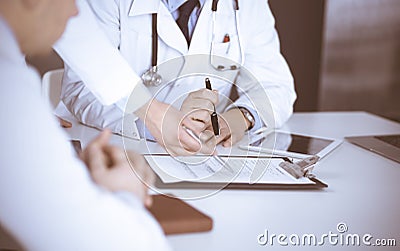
54;0;151;113
0;65;170;250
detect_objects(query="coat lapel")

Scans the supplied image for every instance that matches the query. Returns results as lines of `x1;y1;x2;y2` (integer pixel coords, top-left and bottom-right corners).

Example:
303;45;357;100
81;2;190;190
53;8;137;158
128;0;188;55
157;3;188;55
188;0;213;55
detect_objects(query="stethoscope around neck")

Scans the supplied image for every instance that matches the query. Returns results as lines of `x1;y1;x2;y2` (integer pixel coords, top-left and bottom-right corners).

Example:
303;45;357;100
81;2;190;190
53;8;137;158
141;0;244;87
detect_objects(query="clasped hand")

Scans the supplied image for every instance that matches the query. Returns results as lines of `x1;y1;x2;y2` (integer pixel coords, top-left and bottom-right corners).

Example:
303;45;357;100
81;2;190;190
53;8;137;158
180;88;249;148
80;130;154;207
135;88;248;156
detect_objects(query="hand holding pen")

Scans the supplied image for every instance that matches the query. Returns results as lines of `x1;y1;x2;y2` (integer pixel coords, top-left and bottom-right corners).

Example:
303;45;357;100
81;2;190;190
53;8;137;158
180;79;219;133
179;78;220;154
203;79;251;148
179;77;250;149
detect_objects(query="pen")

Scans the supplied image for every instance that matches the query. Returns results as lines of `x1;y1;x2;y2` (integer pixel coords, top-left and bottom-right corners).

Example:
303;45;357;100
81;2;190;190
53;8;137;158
223;34;230;43
222;34;230;53
239;145;313;159
205;78;220;136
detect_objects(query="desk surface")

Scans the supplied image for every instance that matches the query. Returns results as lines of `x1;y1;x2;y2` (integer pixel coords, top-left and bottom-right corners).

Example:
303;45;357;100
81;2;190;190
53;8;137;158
3;112;400;250
67;111;400;250
164;112;400;251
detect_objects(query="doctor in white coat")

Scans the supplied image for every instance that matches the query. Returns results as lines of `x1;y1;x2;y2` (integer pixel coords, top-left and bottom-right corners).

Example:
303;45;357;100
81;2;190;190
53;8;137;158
56;0;296;153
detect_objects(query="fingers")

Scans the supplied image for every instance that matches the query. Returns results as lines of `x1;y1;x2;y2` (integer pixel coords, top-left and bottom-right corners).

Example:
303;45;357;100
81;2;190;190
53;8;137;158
84;132;155;207
181;89;218;124
187;88;218;106
190;119;209;132
93;129;112;147
126;151;155;186
125;151;155;206
179;124;217;155
199;130;217;155
222;136;233;148
183;99;215;114
84;130;112;172
145;195;153;208
178;126;201;154
103;144;126;166
186;110;211;125
58;117;72;128
184;110;211;133
105;146;155;201
199;129;214;143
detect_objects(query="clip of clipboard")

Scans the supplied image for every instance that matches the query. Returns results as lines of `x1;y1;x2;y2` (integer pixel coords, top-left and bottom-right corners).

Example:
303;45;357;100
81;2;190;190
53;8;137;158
151;155;327;190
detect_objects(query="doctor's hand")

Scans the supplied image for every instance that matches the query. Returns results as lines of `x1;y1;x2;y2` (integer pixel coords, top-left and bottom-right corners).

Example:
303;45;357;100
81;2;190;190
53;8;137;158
80;130;155;207
136;99;216;156
180;88;219;132
215;108;250;147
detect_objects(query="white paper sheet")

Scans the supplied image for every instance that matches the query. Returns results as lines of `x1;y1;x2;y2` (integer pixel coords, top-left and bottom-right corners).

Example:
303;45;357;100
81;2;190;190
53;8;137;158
144;155;315;185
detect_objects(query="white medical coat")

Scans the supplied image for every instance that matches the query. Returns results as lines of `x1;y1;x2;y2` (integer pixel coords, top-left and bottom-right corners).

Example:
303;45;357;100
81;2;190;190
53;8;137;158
59;0;296;139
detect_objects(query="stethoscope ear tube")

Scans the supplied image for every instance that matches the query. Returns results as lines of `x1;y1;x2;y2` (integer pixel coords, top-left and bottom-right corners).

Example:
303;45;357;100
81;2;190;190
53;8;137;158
144;0;242;86
234;0;239;10
142;13;163;86
212;0;219;11
151;13;158;67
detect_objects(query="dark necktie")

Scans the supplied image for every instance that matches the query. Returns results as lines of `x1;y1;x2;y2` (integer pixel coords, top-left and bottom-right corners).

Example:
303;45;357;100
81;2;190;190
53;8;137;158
176;0;199;46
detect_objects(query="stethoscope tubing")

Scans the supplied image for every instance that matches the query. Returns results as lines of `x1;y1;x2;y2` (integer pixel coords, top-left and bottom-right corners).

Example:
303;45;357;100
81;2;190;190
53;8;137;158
144;0;243;86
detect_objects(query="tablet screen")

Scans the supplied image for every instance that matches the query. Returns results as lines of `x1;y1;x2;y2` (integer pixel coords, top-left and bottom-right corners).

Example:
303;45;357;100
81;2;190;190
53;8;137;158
249;132;334;155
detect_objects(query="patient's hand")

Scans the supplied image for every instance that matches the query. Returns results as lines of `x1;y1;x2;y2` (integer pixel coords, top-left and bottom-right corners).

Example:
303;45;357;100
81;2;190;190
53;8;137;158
80;130;155;207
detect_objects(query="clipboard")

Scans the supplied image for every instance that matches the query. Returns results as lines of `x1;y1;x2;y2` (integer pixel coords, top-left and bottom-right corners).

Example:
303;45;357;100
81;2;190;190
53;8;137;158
147;155;328;190
154;176;327;190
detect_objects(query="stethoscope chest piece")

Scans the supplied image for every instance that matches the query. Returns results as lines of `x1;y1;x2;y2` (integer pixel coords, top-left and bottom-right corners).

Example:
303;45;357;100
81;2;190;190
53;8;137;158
141;66;162;86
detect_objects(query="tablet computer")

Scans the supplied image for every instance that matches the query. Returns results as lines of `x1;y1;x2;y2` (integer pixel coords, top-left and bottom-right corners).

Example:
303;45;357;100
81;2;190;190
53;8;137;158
346;134;400;163
240;131;342;159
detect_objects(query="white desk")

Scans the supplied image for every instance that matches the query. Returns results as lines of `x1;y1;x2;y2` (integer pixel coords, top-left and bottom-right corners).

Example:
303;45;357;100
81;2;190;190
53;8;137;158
2;112;399;250
66;111;400;250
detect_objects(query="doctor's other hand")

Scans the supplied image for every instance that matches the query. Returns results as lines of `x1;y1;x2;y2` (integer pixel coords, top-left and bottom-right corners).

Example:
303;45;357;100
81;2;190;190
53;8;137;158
216;108;250;147
80;130;155;207
180;88;219;132
136;99;215;156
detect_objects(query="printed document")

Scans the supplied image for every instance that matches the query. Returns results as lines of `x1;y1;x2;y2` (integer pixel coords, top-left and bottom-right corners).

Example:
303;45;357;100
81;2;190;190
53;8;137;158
144;155;315;185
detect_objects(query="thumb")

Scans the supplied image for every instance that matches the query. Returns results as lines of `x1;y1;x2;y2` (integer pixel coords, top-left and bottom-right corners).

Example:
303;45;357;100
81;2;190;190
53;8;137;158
181;116;202;136
85;130;112;172
222;136;234;148
94;129;112;147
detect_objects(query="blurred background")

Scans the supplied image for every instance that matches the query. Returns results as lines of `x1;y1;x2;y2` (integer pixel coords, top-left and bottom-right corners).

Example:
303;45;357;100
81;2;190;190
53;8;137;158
27;0;400;122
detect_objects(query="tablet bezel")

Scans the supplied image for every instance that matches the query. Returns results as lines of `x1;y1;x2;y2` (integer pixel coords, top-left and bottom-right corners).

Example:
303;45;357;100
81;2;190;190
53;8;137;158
242;130;342;159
